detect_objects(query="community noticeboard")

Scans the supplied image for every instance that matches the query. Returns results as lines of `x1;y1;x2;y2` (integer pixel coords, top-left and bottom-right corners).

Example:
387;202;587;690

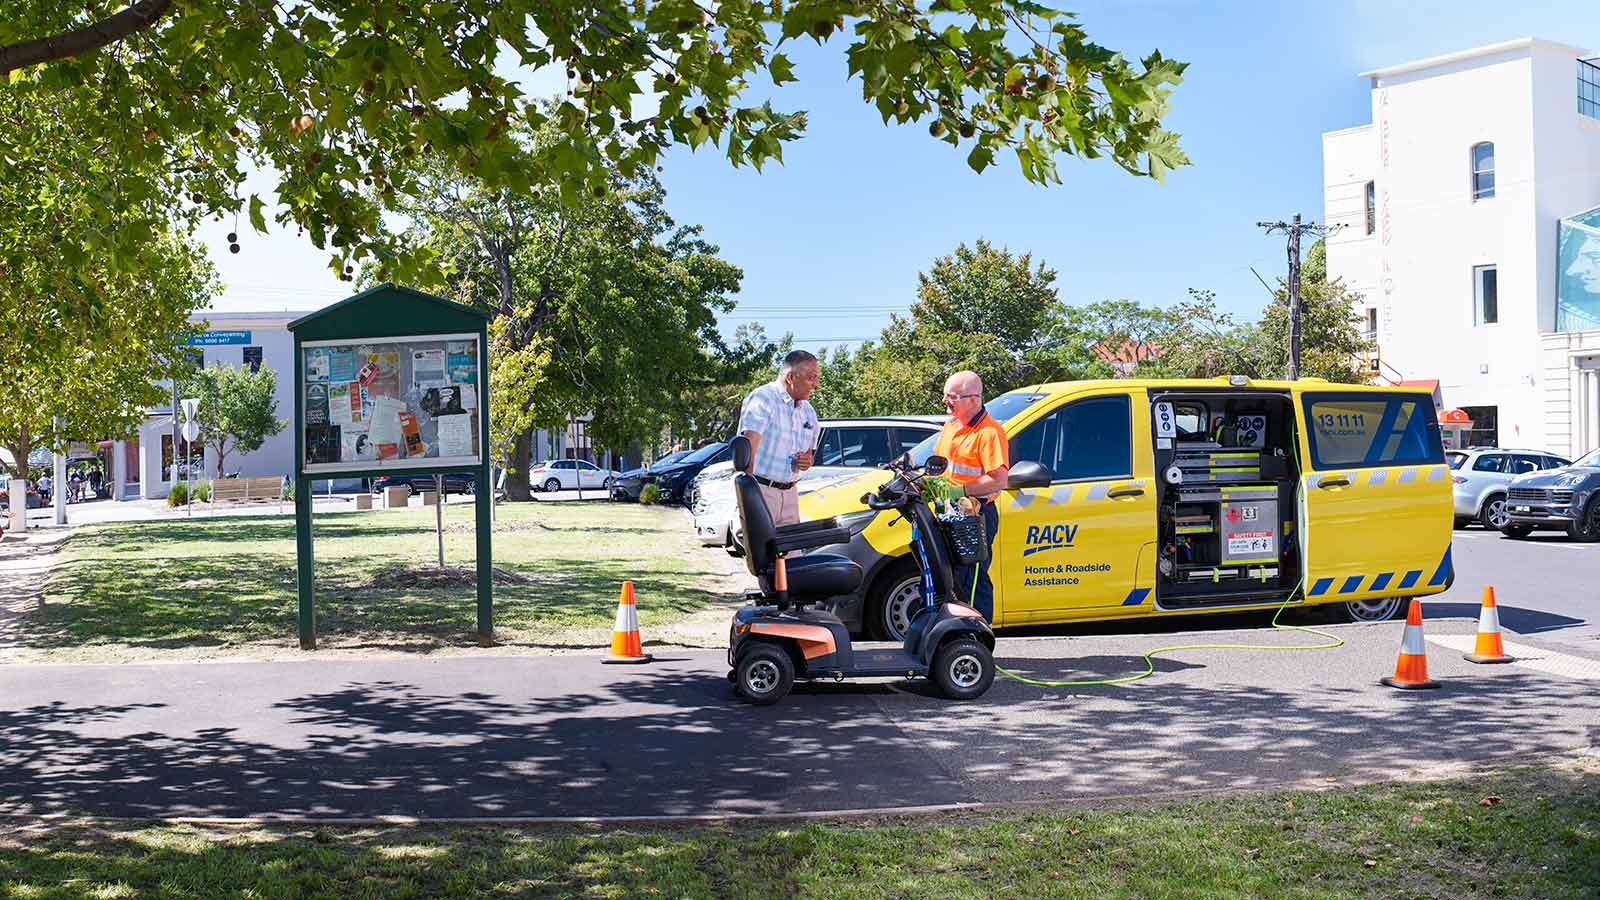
298;333;482;474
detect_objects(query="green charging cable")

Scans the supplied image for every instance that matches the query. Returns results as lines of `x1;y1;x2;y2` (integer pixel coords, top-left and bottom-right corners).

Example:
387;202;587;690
978;571;1343;688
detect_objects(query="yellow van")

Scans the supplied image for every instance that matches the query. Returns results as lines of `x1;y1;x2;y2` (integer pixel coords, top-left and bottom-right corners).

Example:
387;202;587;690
797;377;1454;639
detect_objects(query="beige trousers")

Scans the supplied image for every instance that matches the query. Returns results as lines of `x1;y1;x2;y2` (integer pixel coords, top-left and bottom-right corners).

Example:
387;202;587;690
758;483;800;527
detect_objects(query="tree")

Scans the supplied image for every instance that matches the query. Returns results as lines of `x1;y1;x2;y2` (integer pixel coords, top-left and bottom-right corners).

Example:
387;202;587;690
1258;277;1373;383
0;231;217;477
868;239;1113;404
1;2;1188;284
178;363;287;476
396;145;758;499
0;82;218;472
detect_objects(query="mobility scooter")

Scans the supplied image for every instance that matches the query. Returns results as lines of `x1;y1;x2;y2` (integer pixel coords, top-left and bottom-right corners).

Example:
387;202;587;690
726;436;996;705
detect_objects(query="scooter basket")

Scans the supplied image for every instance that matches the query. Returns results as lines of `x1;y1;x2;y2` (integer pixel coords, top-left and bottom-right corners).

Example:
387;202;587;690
939;512;989;566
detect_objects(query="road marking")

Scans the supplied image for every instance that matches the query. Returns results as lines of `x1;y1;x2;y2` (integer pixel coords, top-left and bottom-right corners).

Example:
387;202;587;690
1426;634;1600;681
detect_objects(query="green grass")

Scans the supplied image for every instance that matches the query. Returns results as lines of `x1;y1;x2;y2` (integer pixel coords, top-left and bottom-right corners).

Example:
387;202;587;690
2;763;1596;898
15;503;727;659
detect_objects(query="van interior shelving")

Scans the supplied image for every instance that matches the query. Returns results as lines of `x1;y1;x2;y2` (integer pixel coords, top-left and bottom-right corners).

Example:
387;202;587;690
1150;391;1303;609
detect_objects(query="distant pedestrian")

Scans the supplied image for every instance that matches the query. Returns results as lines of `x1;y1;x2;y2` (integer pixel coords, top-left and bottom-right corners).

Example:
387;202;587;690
38;474;51;504
736;349;820;527
89;469;102;497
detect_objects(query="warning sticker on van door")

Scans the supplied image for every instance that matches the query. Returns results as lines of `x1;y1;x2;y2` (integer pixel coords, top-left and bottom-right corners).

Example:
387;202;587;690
1228;532;1275;555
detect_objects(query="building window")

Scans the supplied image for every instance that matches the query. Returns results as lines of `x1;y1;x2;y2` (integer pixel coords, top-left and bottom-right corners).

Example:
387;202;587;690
1364;181;1376;235
1459;405;1498;448
243;346;263;373
1580;58;1600;120
1364;307;1378;339
1474;265;1498;325
1471;142;1495;200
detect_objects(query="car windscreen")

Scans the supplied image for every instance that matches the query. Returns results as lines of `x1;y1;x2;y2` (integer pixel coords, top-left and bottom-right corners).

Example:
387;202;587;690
1574;447;1600;469
904;392;1048;465
650;450;691;469
682;442;728;465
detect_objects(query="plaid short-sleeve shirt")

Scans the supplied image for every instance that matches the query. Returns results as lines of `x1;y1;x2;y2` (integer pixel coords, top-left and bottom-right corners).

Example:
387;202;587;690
737;380;819;484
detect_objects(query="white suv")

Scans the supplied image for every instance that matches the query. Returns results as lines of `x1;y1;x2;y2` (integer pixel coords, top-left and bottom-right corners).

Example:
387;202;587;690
1449;447;1570;529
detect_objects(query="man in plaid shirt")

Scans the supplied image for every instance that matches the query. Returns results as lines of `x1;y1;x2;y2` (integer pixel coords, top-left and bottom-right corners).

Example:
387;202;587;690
737;350;821;526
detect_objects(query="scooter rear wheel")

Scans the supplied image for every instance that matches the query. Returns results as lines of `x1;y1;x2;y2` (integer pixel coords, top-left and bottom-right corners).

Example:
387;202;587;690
932;638;994;700
734;644;795;705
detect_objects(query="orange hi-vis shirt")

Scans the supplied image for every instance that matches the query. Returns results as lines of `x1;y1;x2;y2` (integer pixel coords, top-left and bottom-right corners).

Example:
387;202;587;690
933;410;1009;499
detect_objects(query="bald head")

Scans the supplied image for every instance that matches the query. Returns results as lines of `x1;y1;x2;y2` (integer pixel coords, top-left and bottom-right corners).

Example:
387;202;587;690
942;370;984;419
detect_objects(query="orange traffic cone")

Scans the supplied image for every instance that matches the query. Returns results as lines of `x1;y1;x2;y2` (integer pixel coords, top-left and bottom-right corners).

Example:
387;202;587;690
602;581;653;664
1463;586;1514;664
1380;599;1439;690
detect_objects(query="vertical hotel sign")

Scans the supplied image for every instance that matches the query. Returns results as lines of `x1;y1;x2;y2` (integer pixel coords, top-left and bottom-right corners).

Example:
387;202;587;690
1377;88;1395;332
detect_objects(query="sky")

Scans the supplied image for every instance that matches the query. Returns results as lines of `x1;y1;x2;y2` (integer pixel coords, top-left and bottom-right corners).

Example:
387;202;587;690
199;0;1600;352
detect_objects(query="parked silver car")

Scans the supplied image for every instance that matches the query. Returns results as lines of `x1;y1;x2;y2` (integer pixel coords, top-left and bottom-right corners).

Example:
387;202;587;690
1449;447;1570;529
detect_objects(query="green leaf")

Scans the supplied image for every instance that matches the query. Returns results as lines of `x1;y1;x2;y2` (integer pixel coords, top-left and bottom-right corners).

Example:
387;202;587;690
248;195;267;234
769;53;796;85
966;143;994;174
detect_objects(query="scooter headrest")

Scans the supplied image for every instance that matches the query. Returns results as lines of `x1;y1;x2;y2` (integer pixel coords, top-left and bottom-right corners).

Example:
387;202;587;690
730;435;752;472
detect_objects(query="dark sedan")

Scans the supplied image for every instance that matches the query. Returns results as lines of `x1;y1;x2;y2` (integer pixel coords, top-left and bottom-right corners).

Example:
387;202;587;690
371;473;475;496
636;441;732;506
1501;447;1600;541
610;449;693;501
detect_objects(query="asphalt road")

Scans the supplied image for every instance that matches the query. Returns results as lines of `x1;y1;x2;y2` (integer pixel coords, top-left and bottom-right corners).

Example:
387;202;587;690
5;619;1599;821
1427;525;1599;646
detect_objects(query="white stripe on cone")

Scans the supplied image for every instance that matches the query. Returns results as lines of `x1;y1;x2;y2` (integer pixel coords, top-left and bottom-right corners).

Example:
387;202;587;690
1478;604;1500;634
1400;623;1427;656
615;604;638;632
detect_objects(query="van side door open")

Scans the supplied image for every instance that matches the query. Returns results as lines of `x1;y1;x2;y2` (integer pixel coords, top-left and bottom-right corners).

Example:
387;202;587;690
1296;391;1454;603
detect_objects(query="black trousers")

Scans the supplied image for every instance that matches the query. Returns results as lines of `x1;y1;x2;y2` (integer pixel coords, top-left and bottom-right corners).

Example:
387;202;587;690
952;500;999;622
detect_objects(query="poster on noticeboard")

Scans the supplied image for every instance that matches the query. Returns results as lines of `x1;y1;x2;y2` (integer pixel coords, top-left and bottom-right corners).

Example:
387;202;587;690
299;333;482;474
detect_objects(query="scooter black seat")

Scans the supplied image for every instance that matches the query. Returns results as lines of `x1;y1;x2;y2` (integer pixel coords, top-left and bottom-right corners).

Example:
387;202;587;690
779;554;863;599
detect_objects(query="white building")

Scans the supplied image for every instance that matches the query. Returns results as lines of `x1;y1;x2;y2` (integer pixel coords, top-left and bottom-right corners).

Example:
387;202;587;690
1322;37;1600;458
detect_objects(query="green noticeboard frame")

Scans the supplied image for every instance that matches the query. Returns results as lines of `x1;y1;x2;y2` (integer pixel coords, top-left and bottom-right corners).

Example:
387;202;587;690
287;283;494;649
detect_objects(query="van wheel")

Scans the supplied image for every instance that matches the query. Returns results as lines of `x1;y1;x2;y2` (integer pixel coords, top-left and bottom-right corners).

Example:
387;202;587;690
870;561;923;642
1334;596;1406;623
1479;494;1509;530
931;638;995;700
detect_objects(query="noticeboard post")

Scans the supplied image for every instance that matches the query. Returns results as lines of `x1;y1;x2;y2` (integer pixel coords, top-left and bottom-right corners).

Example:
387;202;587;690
287;284;493;649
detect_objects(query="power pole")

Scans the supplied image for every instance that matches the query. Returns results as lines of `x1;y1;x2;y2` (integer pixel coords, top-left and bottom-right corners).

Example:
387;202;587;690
1256;214;1339;380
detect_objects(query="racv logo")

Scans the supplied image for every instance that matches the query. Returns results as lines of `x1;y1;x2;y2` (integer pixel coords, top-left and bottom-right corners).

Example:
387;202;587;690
1023;523;1078;556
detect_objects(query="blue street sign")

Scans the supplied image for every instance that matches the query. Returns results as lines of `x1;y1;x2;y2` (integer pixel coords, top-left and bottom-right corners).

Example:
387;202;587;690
188;330;252;346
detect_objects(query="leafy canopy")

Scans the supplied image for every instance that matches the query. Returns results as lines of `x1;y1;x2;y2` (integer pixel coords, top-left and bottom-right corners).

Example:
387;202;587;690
1;1;1188;283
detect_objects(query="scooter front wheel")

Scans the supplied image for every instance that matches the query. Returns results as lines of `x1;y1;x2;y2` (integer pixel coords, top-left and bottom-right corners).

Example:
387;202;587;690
932;638;995;700
734;644;795;705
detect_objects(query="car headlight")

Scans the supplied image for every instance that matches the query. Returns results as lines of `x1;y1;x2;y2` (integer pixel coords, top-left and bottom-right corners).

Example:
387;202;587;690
1558;474;1587;487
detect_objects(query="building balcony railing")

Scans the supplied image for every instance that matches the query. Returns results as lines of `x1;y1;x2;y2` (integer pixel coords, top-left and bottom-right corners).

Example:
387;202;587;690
1581;57;1600;120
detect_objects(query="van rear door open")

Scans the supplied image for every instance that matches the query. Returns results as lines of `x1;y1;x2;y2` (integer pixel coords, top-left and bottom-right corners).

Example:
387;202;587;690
1296;390;1454;604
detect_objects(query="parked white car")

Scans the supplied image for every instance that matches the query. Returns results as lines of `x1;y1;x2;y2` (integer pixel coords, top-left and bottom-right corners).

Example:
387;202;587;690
690;416;944;552
529;458;622;492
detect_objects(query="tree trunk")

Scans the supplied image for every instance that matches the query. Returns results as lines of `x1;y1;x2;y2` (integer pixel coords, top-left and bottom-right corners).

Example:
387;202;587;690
503;427;533;501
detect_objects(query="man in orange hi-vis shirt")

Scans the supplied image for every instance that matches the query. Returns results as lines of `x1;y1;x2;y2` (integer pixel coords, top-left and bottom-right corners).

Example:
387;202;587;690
932;370;1009;621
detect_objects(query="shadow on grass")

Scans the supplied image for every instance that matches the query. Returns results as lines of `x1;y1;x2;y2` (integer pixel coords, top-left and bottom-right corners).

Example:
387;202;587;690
25;553;721;651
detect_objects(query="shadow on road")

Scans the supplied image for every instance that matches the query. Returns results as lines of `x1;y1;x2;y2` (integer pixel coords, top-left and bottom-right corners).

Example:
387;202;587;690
5;657;1599;820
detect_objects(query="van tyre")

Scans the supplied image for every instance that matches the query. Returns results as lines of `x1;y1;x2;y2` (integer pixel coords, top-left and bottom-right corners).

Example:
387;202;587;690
734;644;794;705
1479;494;1509;530
870;561;922;641
932;638;994;700
1334;596;1406;623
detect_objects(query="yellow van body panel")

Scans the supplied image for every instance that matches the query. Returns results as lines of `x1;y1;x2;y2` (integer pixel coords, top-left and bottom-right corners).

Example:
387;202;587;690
796;377;1454;628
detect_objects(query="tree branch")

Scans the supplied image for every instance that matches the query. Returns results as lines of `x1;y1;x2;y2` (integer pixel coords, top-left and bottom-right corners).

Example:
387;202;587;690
0;0;175;74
